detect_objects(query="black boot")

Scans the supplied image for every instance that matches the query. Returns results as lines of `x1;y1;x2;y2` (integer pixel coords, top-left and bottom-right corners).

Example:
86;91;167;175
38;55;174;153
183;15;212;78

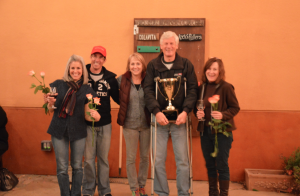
208;177;219;196
219;180;229;196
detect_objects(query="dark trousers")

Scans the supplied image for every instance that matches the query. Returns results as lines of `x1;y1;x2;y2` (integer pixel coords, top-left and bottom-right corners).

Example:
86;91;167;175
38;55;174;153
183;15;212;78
200;126;233;181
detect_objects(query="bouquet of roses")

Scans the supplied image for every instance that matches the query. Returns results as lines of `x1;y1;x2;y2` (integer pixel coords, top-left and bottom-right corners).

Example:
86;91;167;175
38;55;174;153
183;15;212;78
28;70;50;114
86;94;101;147
208;95;232;157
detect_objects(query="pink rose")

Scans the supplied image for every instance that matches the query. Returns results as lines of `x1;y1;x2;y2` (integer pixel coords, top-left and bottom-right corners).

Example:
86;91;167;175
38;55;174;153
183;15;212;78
86;93;93;100
208;97;218;104
212;95;220;101
93;97;101;105
40;71;45;77
28;70;35;76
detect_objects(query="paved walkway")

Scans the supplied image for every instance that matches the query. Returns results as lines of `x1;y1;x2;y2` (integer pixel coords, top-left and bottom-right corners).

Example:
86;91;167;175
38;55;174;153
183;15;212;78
0;174;293;196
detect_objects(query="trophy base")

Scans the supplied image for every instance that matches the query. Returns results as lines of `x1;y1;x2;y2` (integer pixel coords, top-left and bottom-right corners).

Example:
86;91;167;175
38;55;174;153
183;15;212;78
162;109;178;123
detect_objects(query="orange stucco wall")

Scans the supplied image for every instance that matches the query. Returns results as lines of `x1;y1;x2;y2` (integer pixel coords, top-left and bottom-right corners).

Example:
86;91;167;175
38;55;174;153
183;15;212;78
1;0;300;181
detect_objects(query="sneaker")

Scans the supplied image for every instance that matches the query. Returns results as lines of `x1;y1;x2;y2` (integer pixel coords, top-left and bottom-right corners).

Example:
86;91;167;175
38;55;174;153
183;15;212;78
139;186;148;196
132;188;140;196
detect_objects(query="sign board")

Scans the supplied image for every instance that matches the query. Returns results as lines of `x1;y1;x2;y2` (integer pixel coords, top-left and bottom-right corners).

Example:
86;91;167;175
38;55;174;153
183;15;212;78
178;34;202;41
136;33;159;41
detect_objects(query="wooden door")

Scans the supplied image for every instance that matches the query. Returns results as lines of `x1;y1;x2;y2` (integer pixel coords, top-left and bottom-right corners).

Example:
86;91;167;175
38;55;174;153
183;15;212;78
134;18;206;137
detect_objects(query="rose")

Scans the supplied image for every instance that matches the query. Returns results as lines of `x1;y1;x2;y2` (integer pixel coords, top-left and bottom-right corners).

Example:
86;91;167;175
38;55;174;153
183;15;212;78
40;71;45;77
208;97;218;104
28;70;35;76
28;70;50;114
208;94;232;157
86;93;93;100
212;95;220;101
93;97;101;105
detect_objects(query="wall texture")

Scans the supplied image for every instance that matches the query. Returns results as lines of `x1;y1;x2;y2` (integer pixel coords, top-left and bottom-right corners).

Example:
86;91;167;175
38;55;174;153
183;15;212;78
1;0;300;181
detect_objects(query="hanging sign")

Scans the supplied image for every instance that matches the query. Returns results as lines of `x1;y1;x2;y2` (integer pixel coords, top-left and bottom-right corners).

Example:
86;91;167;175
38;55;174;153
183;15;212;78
135;19;205;27
136;33;159;41
137;46;160;53
178;34;202;41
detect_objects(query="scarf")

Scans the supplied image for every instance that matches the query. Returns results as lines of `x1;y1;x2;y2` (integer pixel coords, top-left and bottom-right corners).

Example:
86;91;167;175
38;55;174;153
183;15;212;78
58;79;83;118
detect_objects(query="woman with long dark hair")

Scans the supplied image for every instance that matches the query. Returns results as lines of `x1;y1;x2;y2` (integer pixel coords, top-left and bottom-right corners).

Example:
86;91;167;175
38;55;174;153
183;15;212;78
195;57;240;196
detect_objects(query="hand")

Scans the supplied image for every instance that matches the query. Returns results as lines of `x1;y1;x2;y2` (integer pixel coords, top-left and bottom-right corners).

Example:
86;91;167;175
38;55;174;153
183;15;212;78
46;93;57;106
211;111;223;120
43;94;48;104
175;111;187;125
196;110;205;120
155;112;169;126
90;110;101;122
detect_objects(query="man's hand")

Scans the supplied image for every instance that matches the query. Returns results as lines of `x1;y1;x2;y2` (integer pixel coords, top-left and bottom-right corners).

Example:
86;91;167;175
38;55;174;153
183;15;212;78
155;112;169;126
175;111;187;125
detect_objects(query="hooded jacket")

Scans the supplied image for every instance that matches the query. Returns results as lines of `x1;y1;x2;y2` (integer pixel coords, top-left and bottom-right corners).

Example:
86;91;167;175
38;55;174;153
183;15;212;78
86;64;119;127
143;53;198;115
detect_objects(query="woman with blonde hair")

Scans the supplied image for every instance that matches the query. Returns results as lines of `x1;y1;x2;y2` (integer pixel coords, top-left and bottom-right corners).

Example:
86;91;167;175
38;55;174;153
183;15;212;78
45;54;100;196
117;53;150;196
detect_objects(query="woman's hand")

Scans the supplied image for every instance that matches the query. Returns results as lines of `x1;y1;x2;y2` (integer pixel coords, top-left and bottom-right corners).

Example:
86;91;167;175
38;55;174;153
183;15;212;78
43;94;48;104
196;110;205;120
46;93;57;112
211;111;223;120
90;110;101;122
85;103;101;122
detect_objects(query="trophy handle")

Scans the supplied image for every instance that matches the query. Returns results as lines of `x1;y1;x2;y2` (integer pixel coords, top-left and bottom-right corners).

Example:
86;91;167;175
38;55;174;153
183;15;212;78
171;76;181;100
157;80;169;101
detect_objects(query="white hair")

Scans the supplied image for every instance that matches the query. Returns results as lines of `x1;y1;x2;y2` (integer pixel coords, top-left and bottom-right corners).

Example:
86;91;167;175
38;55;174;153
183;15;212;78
160;31;179;45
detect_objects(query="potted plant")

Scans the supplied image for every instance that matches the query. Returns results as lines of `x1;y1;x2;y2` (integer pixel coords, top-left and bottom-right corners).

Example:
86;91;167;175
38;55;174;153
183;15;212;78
281;147;300;195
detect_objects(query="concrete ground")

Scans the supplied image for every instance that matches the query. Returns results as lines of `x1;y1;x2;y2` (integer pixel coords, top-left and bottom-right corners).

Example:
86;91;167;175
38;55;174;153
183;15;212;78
0;174;293;196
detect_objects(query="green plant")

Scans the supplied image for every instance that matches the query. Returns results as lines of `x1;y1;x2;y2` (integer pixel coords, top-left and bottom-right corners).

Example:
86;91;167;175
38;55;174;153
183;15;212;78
281;147;300;195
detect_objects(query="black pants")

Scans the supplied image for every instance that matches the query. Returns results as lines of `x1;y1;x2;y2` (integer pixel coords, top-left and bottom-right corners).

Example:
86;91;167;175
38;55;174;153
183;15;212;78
200;126;233;180
0;142;8;168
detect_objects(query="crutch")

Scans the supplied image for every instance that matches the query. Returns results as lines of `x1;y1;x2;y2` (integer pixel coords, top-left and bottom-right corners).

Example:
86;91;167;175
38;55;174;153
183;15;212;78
184;77;193;195
150;77;159;196
118;126;123;176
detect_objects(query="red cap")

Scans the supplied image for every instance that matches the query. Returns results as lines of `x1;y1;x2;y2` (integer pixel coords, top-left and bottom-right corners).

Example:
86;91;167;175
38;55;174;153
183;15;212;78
91;46;106;57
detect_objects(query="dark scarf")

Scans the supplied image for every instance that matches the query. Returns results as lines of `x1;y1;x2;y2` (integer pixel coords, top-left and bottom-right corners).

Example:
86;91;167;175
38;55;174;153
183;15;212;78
58;79;83;118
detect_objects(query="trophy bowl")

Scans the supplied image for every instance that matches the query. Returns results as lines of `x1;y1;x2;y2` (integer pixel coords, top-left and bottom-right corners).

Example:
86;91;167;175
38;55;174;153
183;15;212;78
158;77;181;123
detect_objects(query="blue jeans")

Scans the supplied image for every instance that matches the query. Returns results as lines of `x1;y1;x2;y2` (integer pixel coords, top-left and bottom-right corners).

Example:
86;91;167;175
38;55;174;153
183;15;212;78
153;121;190;196
51;135;86;196
200;126;233;181
123;127;150;191
82;124;112;196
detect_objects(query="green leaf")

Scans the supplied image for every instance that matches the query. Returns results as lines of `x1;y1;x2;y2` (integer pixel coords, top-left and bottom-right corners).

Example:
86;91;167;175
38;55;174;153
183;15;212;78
34;85;43;94
86;112;90;116
42;87;50;94
88;104;93;109
213;119;222;124
252;189;258;191
30;83;36;88
208;122;213;126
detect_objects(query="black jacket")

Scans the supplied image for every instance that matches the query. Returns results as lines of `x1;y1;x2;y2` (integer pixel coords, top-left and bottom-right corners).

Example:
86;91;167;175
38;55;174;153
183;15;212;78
0;106;8;143
47;80;97;141
86;65;119;127
144;53;198;115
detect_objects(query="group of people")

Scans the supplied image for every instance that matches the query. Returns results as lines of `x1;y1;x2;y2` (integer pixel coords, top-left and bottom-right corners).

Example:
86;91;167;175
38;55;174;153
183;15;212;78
44;31;240;196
